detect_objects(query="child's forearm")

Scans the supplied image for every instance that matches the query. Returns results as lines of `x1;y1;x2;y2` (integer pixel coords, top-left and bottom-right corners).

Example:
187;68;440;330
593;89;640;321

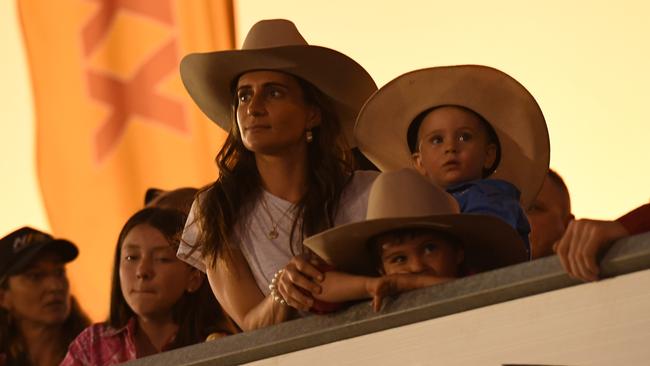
313;271;455;307
314;270;375;302
389;273;454;292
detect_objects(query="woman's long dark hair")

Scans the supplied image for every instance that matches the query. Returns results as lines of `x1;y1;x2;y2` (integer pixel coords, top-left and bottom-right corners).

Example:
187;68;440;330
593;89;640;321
0;280;89;365
197;73;355;269
109;207;235;348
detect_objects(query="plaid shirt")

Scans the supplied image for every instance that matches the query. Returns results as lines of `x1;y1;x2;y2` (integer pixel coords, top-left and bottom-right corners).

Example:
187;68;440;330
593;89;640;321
60;318;176;366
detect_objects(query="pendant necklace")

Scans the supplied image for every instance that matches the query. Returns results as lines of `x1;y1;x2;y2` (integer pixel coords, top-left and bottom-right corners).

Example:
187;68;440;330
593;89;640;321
260;196;295;240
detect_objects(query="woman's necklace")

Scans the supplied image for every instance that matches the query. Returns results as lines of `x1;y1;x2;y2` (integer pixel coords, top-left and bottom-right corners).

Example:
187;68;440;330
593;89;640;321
260;196;295;240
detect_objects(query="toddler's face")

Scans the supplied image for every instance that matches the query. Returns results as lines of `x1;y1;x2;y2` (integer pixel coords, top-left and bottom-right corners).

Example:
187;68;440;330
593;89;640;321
378;231;462;277
412;106;496;188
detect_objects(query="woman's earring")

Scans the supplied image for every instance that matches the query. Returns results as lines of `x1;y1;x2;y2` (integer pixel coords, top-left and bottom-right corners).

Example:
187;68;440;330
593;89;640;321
306;129;313;143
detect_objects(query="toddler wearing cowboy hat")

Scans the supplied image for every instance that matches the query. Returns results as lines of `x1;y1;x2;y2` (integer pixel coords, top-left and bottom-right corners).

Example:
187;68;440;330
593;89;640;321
304;169;527;311
354;65;550;257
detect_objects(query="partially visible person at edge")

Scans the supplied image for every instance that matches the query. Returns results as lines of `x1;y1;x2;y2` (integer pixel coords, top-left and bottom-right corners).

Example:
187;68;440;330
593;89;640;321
176;19;378;330
301;169;527;312
61;208;235;365
0;227;90;366
527;169;574;259
354;65;550;259
527;169;650;281
555;203;650;281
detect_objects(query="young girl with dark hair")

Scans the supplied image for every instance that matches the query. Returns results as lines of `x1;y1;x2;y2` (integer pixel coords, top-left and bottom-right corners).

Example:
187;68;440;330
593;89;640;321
61;207;235;365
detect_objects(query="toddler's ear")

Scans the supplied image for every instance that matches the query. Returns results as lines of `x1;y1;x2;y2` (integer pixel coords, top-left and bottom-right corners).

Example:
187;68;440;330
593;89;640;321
483;143;498;170
412;152;427;176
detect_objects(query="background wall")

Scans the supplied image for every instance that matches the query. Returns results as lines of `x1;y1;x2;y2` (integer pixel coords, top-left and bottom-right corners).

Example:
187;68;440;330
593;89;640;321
1;0;649;319
1;0;50;233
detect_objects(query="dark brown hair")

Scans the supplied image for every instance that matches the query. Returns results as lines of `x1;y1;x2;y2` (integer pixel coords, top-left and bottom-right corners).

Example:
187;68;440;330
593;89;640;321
145;187;198;215
0;274;90;365
109;207;234;349
406;105;501;177
196;73;355;268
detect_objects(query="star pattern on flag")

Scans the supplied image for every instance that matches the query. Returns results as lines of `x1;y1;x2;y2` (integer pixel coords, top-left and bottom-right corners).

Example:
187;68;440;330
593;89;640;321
81;0;188;163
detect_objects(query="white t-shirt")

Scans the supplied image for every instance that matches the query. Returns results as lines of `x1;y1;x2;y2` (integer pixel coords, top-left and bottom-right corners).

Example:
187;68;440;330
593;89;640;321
177;170;378;294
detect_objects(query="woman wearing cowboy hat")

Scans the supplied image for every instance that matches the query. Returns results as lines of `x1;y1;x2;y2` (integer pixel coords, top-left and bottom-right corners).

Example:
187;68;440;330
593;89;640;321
176;19;377;330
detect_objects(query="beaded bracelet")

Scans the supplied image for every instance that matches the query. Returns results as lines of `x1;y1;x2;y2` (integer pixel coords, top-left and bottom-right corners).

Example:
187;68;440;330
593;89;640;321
268;269;287;306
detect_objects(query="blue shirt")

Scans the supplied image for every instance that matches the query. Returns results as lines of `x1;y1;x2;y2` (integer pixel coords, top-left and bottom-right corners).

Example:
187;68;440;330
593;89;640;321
447;179;531;257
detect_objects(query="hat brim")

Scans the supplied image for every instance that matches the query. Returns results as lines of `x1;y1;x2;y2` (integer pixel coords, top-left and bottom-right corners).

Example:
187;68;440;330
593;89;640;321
180;45;377;148
6;239;78;277
354;65;549;208
304;213;527;276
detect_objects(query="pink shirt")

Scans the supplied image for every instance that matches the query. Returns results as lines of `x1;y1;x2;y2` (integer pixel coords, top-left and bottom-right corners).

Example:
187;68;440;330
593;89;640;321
60;319;138;366
60;318;176;366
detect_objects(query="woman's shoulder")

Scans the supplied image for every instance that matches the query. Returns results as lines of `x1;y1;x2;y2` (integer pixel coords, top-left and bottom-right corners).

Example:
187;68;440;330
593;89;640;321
178;194;208;272
341;170;379;203
351;169;381;183
335;170;379;225
346;170;380;193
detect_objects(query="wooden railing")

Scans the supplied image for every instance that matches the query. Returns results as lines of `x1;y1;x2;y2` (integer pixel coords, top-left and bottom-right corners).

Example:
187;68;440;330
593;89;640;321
126;232;650;366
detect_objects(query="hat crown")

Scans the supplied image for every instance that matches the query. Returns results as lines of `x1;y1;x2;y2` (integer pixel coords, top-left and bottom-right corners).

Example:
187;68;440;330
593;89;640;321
1;227;51;254
13;232;50;253
367;169;460;220
242;19;308;50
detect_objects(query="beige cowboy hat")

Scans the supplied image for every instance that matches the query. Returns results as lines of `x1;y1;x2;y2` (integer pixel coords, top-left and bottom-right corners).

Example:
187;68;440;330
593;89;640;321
304;168;527;276
180;19;377;147
354;65;549;208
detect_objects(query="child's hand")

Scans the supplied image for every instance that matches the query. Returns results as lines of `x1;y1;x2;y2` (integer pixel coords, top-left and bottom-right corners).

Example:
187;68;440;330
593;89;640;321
366;275;399;312
367;273;455;312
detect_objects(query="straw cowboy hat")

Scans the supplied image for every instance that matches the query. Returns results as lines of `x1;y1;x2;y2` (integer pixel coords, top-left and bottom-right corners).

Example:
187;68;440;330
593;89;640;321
354;65;549;208
180;19;377;147
304;168;527;276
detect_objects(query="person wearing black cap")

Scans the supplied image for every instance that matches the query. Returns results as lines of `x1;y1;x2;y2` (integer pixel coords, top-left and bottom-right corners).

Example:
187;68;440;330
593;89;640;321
0;227;89;366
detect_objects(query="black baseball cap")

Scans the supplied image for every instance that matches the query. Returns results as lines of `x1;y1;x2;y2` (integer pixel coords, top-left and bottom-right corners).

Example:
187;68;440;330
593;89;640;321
0;227;78;283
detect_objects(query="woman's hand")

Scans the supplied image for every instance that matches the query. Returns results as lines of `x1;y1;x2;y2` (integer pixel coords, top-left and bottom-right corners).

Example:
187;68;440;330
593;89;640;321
276;254;324;311
554;219;629;282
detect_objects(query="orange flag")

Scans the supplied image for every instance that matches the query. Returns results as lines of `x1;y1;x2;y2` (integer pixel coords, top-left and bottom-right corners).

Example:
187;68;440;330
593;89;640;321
18;0;234;321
